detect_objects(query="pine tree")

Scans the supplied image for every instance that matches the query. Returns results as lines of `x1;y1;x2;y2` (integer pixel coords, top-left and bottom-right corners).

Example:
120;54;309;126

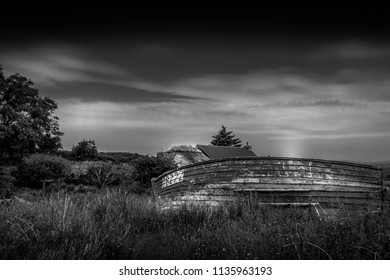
210;125;242;147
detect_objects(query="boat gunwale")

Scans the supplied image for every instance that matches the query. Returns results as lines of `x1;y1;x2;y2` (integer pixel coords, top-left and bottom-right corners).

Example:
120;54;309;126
152;156;382;182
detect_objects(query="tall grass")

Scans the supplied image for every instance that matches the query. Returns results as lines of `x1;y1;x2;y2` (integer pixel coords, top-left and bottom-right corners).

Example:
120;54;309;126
1;189;389;259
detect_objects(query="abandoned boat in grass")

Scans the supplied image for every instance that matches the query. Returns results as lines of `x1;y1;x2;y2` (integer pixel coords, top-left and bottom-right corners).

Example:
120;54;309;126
152;155;386;211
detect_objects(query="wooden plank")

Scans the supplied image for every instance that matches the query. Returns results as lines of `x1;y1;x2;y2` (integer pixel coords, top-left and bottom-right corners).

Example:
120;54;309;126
184;169;381;183
158;194;382;206
160;190;381;203
181;158;381;173
215;183;382;192
185;165;382;179
156;182;382;196
183;164;382;179
185;176;382;187
154;179;383;195
234;190;382;199
153;156;381;182
159;189;382;200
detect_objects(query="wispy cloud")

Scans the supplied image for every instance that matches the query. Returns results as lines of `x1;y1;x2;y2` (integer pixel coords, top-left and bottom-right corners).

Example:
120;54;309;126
263;99;367;108
40;80;208;104
271;132;390;140
308;41;390;60
0;47;130;86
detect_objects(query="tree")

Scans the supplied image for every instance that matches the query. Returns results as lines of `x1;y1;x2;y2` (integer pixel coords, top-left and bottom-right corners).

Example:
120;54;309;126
0;65;63;163
132;154;176;188
210;125;242;147
71;139;98;161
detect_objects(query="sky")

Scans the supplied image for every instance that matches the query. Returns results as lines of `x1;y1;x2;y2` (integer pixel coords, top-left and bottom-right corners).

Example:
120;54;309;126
1;10;390;162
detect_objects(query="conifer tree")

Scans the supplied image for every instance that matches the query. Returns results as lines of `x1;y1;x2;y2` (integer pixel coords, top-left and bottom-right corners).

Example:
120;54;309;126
210;125;242;147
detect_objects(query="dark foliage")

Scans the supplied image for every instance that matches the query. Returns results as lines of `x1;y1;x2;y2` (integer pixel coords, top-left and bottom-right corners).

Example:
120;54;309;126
66;161;132;188
57;150;143;164
71;139;98;161
55;150;74;160
0;166;15;198
17;154;71;189
97;152;143;164
131;155;176;188
0;65;63;164
211;125;242;147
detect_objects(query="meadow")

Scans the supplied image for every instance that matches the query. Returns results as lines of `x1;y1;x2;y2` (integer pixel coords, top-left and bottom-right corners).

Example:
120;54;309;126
1;188;390;260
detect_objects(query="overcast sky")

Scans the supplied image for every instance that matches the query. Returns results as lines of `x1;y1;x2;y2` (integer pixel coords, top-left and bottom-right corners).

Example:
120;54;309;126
1;10;390;162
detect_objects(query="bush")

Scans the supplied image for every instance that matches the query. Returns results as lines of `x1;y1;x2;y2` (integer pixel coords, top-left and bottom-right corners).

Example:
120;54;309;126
131;155;176;188
88;162;121;188
18;154;71;189
97;152;142;164
67;161;131;188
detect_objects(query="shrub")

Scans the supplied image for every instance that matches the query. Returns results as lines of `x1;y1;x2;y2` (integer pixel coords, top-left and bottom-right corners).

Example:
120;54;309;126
131;155;176;188
88;162;121;188
67;161;131;188
97;152;142;164
66;161;92;185
18;154;71;189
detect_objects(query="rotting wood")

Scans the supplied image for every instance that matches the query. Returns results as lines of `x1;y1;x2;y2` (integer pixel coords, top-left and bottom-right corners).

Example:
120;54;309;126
183;165;382;179
154;157;381;182
159;191;382;200
179;177;382;188
169;158;380;174
157;185;382;198
151;156;385;209
188;172;382;183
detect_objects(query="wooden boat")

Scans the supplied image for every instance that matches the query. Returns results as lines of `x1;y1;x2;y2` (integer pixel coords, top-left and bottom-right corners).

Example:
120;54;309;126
152;157;386;211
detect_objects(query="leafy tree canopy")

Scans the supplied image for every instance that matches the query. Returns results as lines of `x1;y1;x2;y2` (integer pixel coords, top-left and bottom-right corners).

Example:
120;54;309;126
0;65;63;163
71;139;98;161
210;125;242;147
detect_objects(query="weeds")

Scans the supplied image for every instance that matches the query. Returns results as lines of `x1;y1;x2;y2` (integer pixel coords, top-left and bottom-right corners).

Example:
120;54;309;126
0;189;389;259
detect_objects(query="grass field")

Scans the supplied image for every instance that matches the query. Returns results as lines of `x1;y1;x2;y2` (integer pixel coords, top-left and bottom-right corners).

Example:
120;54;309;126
1;188;390;260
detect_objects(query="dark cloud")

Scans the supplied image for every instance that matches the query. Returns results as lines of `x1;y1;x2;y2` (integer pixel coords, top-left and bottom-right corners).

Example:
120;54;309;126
2;11;390;161
264;99;366;108
40;80;207;104
203;110;252;118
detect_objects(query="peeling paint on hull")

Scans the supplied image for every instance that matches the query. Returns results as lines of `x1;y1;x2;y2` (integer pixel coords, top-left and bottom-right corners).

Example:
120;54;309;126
152;157;386;210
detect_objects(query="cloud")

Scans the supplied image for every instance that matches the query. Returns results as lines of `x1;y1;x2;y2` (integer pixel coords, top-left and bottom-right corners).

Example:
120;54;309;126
203;109;251;117
40;80;208;104
0;47;130;86
170;71;313;102
308;41;390;60
2;37;390;161
270;132;390;141
263;99;366;108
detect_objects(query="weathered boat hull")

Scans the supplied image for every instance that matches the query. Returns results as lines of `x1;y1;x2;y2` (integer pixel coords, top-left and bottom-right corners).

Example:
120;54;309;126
152;157;385;210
